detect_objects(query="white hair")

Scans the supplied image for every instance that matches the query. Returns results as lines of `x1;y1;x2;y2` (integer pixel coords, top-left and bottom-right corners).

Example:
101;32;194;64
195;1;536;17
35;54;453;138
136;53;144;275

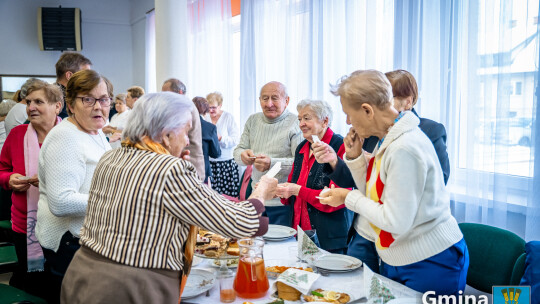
0;99;17;117
123;92;192;143
297;99;333;126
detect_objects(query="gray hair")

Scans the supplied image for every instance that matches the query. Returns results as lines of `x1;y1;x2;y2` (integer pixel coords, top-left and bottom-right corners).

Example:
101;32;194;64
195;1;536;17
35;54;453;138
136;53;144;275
0;99;17;117
115;93;127;105
163;78;186;95
331;70;393;110
123;92;192;143
297;99;333;126
20;78;42;100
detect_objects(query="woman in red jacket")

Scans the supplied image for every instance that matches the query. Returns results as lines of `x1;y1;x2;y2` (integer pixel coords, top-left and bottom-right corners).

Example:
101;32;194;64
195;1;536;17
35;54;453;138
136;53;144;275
0;79;63;298
276;99;354;253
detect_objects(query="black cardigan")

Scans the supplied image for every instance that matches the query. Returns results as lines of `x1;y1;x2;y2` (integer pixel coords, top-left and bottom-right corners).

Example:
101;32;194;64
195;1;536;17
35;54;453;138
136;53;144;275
288;132;354;252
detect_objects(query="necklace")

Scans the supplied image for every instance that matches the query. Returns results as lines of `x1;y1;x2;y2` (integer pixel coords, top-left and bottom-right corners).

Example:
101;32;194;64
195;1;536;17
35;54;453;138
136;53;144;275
69;116;106;150
88;133;106;151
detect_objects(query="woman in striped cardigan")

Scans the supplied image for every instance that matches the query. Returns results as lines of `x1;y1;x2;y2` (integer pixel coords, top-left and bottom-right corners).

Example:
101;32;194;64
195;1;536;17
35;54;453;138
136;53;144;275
61;92;277;304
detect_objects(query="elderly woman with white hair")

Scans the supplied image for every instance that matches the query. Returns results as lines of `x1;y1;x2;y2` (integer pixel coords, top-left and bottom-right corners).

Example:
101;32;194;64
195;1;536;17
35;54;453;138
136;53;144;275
103;93;130;148
61;92;277;303
275;99;353;253
319;70;468;295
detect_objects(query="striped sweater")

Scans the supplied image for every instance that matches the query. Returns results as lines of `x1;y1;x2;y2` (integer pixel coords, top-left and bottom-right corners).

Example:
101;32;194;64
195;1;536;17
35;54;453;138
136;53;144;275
80;147;268;271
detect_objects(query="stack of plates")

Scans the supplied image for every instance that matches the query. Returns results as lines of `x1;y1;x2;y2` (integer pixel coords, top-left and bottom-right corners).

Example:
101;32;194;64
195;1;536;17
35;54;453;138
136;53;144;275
263;224;296;241
313;254;362;273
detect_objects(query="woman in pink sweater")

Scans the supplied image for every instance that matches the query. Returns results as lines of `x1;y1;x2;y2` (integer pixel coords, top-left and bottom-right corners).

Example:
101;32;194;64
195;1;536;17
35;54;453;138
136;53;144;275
0;79;63;299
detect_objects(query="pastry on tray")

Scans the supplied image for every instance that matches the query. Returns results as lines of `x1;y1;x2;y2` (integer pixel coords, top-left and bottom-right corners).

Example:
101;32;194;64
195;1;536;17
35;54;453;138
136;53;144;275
195;228;235;258
303;288;351;304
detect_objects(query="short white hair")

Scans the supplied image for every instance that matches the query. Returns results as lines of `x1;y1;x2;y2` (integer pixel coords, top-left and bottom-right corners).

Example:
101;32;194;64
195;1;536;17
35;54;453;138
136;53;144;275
297;99;333;126
0;99;16;117
123;92;192;143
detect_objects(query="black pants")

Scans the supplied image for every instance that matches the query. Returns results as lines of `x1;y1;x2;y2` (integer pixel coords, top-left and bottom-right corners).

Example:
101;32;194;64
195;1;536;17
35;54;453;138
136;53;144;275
10;231;51;300
263;205;292;226
42;231;81;304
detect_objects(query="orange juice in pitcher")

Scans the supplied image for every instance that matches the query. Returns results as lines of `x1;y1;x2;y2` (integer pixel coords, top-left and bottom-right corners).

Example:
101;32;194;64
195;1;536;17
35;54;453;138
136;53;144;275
233;238;269;299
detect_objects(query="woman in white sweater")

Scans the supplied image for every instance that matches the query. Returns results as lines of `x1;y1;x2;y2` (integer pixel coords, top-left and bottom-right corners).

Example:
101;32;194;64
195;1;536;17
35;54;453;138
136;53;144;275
205;92;241;196
319;70;468;296
36;69;112;303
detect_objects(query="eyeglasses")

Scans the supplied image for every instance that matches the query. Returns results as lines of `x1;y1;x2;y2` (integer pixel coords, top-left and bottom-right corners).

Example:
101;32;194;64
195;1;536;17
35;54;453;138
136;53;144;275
76;96;112;107
209;106;218;110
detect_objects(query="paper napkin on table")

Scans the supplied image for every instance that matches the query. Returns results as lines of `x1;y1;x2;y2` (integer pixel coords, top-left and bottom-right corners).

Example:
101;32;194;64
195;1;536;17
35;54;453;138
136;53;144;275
364;266;422;303
272;268;320;295
296;226;327;264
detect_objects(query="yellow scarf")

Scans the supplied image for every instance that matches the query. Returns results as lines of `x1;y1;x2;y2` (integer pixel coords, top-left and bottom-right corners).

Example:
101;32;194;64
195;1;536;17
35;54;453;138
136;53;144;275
122;136;197;302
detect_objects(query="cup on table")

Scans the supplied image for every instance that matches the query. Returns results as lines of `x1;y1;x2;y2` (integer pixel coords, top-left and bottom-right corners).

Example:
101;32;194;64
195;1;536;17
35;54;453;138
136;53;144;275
288;245;299;261
367;296;384;304
218;269;236;303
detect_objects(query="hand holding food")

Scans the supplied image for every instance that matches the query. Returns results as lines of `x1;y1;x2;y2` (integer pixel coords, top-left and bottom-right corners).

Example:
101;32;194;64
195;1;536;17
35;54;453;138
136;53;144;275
318;185;349;207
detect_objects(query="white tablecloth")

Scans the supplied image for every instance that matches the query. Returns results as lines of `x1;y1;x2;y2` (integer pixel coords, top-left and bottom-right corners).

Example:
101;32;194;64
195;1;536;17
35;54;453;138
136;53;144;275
183;238;367;304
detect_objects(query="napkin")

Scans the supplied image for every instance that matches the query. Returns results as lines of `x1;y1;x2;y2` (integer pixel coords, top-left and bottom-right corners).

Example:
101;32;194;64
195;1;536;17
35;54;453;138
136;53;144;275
272;268;320;295
265;162;282;178
364;266;422;303
296;226;326;264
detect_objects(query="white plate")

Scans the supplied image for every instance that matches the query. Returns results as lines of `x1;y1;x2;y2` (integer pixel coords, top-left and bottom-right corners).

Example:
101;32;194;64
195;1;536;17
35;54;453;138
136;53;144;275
264;236;293;242
182;269;216;299
263;224;296;240
191;255;203;267
194;252;239;260
313;254;362;272
210;258;239;268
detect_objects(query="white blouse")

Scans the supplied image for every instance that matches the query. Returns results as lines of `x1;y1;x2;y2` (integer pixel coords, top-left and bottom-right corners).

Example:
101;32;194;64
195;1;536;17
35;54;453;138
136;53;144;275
205;111;240;161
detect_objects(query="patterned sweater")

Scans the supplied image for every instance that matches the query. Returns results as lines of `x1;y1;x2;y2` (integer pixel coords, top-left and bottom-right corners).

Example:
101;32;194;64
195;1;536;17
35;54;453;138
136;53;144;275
344;112;463;266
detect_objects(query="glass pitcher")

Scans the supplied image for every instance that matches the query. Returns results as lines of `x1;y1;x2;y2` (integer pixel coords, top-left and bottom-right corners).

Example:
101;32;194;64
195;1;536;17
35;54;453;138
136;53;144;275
233;237;269;299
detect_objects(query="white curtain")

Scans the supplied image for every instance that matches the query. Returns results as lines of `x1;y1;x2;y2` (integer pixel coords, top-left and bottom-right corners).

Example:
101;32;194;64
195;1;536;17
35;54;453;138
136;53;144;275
240;0;394;134
186;0;236;116
144;0;540;241
145;9;156;93
395;0;540;241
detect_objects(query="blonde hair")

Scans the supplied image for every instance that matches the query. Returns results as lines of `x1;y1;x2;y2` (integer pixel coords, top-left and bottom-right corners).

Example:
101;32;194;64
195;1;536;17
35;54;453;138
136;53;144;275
26;79;64;108
331;70;393;110
115;93;127;105
206;92;223;106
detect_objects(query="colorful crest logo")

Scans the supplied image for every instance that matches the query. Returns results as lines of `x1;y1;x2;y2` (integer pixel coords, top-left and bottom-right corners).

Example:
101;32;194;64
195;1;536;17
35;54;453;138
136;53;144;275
493;286;530;304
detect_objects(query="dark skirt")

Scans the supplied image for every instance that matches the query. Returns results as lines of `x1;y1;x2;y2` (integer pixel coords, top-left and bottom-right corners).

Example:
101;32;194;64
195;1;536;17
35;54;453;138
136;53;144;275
61;246;181;304
210;159;240;197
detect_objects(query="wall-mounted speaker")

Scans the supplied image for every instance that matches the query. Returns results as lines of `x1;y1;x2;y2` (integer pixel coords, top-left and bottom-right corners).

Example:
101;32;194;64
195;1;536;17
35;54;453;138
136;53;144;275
38;7;82;51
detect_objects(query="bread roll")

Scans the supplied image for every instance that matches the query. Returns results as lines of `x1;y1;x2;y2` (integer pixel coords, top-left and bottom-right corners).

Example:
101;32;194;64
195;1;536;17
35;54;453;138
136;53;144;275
276;282;301;301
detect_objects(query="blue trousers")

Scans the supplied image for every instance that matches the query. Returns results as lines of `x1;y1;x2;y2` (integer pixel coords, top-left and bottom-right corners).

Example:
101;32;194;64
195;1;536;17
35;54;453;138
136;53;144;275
263;205;292;226
346;231;380;273
380;238;469;296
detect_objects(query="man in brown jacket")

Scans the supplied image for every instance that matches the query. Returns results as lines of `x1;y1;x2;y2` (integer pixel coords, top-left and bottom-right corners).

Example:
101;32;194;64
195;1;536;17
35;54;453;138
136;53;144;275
162;78;205;181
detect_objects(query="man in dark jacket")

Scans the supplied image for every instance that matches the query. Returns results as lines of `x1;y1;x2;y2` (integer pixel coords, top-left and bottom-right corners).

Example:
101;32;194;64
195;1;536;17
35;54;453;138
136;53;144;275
192;97;221;184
